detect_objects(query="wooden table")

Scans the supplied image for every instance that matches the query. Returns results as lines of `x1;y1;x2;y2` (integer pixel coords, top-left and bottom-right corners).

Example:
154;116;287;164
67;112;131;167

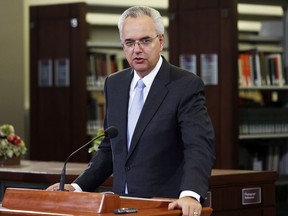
208;169;277;216
0;160;278;216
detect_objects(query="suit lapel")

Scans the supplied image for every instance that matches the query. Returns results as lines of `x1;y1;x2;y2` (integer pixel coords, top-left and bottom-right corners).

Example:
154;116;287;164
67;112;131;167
127;59;171;160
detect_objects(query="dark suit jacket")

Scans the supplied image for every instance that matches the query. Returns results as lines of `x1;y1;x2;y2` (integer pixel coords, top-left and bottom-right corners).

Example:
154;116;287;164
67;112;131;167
74;57;215;201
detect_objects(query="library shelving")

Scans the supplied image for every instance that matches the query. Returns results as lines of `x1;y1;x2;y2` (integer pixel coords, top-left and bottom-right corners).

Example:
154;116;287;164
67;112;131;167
29;2;129;164
29;3;126;162
29;2;169;163
237;0;288;177
86;50;127;136
29;0;287;171
169;0;288;215
169;0;288;170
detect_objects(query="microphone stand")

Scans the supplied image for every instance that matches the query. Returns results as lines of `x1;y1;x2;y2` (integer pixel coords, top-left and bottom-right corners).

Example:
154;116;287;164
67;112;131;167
58;126;118;191
58;134;105;191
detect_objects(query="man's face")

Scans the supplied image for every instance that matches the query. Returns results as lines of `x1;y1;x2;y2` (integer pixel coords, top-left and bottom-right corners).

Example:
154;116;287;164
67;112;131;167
121;15;164;77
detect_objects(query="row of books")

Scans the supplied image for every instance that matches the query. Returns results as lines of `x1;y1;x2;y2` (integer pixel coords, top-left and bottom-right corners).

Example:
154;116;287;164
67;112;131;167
240;123;288;135
239;108;288;135
87;52;129;89
238;50;286;87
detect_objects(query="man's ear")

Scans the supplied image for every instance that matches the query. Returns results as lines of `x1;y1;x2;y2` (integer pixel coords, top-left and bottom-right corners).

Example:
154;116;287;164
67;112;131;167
159;34;165;48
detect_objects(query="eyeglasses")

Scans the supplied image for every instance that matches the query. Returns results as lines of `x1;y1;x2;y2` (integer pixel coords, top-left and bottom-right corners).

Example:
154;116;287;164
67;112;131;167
122;35;159;49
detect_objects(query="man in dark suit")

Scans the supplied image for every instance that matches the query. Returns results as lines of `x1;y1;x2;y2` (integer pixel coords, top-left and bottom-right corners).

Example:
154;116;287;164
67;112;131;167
48;6;215;216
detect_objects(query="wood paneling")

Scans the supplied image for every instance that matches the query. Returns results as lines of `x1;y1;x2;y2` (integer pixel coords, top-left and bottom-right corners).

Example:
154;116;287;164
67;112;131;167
169;0;238;168
29;3;88;162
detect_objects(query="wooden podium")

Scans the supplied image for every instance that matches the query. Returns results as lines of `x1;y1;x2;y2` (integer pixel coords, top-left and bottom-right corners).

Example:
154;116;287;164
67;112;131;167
0;188;212;216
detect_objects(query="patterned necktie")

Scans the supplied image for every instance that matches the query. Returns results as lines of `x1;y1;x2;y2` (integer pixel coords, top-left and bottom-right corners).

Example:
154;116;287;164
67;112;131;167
127;79;146;150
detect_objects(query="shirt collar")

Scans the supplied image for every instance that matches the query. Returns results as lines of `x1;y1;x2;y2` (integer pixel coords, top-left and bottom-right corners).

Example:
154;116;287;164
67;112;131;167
131;56;163;90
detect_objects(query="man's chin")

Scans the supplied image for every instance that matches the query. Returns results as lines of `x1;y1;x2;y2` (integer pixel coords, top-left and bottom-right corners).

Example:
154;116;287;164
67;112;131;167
132;65;147;72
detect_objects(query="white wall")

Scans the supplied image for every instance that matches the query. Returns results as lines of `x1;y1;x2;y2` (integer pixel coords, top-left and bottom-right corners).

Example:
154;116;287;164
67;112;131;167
0;0;26;141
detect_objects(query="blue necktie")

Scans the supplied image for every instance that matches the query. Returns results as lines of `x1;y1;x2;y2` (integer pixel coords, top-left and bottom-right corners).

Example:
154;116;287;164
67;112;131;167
127;79;146;150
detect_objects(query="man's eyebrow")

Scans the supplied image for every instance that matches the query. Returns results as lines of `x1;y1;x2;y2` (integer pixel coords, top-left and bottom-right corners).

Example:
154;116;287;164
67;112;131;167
124;36;151;41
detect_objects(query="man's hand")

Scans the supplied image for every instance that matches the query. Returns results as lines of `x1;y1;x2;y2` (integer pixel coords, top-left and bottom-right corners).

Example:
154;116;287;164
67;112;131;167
46;183;75;191
168;196;202;216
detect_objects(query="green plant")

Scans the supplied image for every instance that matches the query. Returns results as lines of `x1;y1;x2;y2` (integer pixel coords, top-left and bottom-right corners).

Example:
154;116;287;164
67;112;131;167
0;124;27;159
88;128;105;154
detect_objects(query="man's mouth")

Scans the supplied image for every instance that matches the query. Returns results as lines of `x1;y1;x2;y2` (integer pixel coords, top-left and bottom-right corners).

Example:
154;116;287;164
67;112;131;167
134;57;144;63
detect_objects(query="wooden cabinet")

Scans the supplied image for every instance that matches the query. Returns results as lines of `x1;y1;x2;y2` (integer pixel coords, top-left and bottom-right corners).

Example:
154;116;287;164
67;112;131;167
208;169;277;216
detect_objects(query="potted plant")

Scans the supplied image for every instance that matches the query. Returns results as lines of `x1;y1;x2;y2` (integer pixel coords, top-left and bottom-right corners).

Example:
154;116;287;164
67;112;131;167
0;124;27;165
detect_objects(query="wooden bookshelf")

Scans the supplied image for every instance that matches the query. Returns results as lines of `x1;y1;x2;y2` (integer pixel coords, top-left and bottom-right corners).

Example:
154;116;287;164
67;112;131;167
29;3;89;162
169;0;288;167
237;1;288;173
169;0;239;169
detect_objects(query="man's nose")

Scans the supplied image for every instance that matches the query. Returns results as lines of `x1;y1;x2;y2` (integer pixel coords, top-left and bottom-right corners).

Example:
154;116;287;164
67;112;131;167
133;41;142;51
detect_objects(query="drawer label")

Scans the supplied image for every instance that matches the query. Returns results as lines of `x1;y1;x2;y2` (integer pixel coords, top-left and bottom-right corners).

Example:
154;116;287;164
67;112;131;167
242;187;261;205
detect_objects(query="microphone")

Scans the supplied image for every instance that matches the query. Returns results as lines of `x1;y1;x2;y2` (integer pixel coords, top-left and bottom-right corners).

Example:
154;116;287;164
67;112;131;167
58;126;118;191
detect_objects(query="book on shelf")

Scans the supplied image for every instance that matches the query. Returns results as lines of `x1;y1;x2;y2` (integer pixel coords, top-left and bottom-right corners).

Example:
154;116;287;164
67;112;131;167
259;20;283;38
87;52;108;88
238;52;252;87
87;92;105;135
252;153;263;171
265;145;288;175
87;52;127;89
238;49;286;87
279;145;288;175
267;145;280;172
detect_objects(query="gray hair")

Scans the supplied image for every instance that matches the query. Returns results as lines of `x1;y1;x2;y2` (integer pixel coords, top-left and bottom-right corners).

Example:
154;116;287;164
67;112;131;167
118;6;164;41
